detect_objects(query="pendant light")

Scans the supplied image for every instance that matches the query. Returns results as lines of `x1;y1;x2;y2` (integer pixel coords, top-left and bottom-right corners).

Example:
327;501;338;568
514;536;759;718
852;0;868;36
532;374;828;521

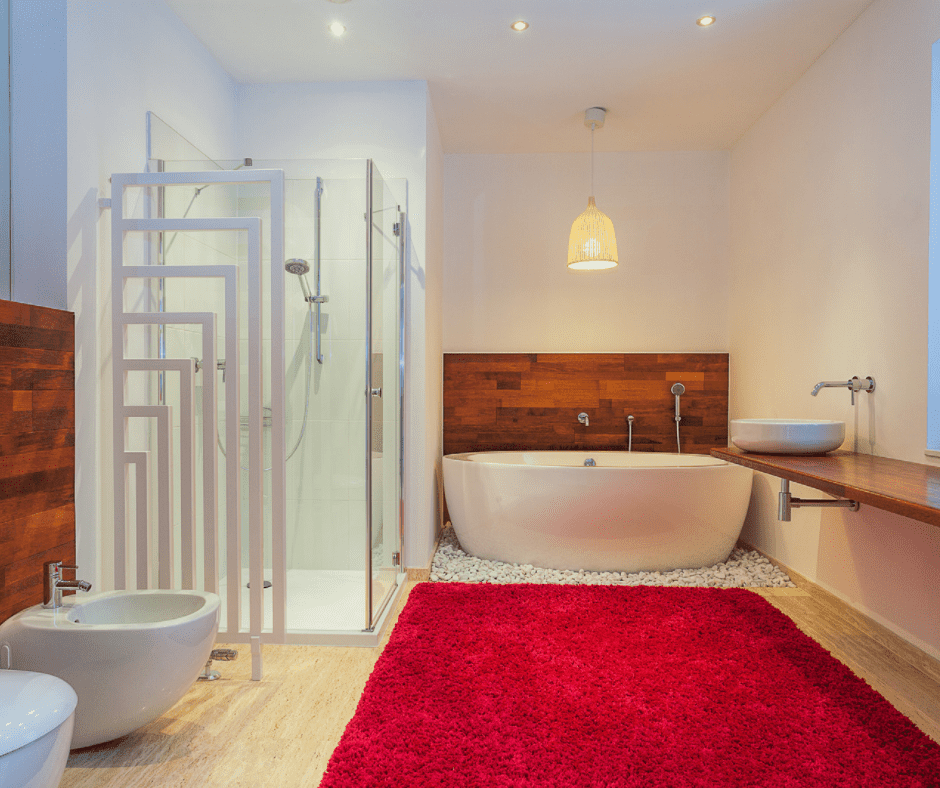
567;107;618;270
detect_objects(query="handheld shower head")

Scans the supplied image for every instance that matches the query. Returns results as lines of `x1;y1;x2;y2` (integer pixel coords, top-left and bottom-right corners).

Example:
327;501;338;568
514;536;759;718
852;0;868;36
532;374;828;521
284;259;312;301
671;382;686;425
284;259;310;276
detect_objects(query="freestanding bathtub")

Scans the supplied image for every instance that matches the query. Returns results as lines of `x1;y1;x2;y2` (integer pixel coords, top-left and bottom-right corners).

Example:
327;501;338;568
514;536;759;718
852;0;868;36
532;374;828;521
442;451;753;573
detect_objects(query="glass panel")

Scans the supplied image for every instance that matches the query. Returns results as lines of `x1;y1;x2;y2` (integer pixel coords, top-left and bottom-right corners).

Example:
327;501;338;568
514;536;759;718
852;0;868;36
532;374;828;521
368;161;401;627
278;172;370;632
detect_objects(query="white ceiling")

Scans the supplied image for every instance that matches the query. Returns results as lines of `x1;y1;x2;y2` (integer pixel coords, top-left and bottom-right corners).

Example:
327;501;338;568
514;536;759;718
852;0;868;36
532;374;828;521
164;0;874;154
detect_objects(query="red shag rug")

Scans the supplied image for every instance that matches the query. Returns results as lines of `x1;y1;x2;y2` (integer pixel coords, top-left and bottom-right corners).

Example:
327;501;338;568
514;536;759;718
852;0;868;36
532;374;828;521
319;584;940;787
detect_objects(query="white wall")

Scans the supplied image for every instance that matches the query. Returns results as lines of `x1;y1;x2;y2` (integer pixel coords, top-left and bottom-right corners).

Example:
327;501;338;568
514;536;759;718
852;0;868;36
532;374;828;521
424;90;444;560
729;0;940;657
0;0;9;301
442;152;730;352
11;0;67;309
67;0;238;588
236;80;438;569
928;37;940;450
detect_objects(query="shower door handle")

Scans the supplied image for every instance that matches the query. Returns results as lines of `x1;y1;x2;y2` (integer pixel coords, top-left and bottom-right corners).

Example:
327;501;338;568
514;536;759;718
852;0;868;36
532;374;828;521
370;387;382;398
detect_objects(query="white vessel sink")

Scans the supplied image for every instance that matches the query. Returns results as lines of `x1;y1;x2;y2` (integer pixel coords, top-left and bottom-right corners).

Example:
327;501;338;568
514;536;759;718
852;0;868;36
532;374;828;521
731;419;845;455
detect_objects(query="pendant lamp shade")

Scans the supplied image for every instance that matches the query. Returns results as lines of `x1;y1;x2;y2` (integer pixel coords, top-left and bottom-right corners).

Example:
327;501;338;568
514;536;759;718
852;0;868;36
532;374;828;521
567;197;618;270
567;107;618;270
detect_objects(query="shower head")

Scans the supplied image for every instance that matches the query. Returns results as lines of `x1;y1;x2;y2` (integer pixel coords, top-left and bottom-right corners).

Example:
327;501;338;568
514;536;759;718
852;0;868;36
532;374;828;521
284;259;313;301
284;259;310;276
671;382;686;396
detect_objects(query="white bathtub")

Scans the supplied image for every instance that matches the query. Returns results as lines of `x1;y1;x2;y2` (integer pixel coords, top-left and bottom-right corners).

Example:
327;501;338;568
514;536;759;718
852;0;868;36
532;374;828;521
442;451;753;573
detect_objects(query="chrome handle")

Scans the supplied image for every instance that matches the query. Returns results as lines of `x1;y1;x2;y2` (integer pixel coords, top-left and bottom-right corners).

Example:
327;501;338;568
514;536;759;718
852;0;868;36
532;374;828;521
371;387;382;397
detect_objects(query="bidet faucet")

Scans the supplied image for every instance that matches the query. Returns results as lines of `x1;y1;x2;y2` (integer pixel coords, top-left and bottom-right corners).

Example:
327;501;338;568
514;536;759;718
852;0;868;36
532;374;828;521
578;412;590;427
42;561;92;609
811;376;876;405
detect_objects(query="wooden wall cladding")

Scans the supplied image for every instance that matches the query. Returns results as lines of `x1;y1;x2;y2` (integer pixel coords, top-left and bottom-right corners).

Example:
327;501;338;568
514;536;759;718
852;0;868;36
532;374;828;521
444;353;729;457
0;299;75;624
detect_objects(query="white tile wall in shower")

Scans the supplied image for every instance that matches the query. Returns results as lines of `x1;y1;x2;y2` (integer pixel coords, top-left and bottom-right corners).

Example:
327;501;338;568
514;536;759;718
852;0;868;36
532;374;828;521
320;179;367;262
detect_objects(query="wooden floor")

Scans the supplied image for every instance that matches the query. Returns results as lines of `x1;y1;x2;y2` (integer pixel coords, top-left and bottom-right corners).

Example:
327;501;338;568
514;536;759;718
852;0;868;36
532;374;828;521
62;575;940;788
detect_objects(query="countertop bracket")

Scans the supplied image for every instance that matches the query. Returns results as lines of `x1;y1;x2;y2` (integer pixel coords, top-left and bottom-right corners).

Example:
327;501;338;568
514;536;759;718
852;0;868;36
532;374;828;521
711;447;940;529
778;478;860;521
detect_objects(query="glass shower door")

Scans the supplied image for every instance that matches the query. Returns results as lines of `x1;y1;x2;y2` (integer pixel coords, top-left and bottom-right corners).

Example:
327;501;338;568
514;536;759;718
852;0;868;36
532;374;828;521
366;160;401;628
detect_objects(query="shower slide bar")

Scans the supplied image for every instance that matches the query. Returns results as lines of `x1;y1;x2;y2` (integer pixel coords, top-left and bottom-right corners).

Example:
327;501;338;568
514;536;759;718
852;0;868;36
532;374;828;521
109;169;286;682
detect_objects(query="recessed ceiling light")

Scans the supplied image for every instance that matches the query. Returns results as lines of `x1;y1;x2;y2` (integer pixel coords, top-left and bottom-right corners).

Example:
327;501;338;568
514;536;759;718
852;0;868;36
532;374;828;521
327;0;350;3
329;21;346;36
511;20;529;32
696;15;716;27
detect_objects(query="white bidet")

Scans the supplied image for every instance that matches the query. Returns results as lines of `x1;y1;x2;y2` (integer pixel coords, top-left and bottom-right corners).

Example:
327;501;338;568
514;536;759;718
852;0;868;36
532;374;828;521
0;590;220;749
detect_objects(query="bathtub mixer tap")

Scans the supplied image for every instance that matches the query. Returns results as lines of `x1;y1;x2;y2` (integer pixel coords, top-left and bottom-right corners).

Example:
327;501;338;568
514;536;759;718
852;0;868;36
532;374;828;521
811;376;875;405
578;412;590;427
42;560;92;609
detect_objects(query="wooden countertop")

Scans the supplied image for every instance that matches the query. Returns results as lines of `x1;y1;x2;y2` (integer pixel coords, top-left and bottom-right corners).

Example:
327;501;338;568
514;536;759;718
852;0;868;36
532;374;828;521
711;447;940;529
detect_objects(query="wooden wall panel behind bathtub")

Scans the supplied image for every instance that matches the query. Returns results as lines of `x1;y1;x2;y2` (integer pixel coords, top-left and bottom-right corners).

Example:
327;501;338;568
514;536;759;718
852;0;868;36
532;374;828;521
0;299;75;623
444;353;729;456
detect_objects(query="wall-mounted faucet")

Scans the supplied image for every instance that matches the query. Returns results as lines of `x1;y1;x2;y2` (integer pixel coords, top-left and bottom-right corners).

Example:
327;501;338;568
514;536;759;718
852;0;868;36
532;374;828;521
42;561;92;609
811;376;875;406
578;412;590;427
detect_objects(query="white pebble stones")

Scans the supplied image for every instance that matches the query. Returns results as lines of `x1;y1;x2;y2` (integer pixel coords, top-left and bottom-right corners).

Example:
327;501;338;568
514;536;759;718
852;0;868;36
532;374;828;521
430;527;796;588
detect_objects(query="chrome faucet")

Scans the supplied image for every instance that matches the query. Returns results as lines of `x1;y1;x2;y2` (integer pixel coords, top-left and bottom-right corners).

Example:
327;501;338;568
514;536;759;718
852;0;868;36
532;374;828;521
811;376;876;405
43;561;92;609
578;412;590;427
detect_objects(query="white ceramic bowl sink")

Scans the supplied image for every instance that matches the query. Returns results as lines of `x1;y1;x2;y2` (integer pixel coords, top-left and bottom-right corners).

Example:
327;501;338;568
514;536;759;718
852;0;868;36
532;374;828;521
731;419;845;455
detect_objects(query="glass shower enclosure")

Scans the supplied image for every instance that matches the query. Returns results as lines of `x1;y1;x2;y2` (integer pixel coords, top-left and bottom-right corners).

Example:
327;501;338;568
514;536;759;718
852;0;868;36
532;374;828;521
112;113;405;647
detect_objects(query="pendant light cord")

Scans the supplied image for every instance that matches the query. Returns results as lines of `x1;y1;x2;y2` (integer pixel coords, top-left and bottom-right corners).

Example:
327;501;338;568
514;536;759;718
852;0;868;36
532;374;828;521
590;121;595;197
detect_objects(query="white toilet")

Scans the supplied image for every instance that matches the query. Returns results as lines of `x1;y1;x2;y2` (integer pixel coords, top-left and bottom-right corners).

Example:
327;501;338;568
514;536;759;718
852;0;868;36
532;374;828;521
0;668;77;788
